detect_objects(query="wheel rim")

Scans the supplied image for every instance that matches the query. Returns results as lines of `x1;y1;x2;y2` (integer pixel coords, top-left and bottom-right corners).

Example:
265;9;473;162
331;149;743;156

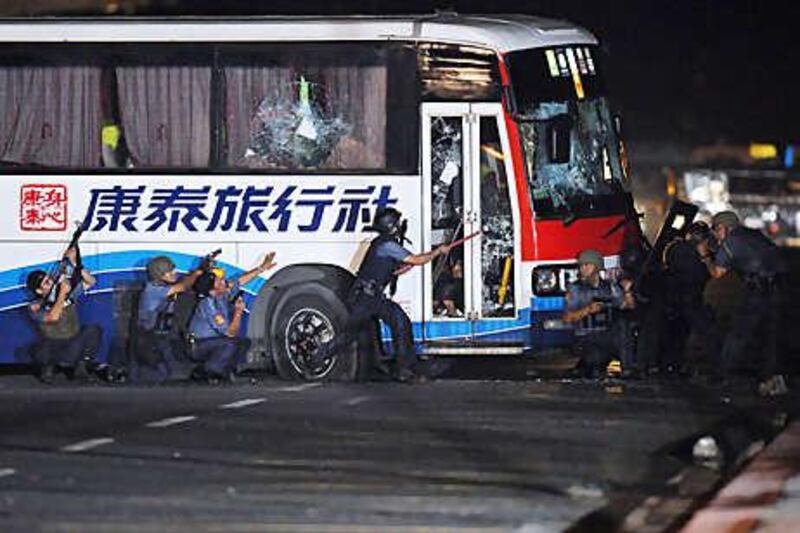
284;307;337;379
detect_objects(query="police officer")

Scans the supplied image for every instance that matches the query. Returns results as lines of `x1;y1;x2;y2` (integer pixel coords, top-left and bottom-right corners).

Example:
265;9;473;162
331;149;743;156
659;221;718;375
26;247;104;383
313;207;450;383
136;255;206;382
563;249;637;379
189;253;276;383
698;211;788;395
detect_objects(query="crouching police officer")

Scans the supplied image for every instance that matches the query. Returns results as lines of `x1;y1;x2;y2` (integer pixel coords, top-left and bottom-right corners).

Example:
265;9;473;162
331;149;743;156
698;211;789;395
26;247;105;383
189;253;277;383
313;207;450;383
563;249;637;380
659;221;718;375
136;255;207;382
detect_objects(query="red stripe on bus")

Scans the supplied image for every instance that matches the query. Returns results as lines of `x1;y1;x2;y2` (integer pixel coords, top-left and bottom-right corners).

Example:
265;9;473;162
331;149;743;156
497;54;536;261
497;54;638;262
532;216;636;260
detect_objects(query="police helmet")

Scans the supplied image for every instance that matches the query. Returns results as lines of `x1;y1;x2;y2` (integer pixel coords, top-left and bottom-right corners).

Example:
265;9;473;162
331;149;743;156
711;211;740;230
26;270;47;294
577;249;604;269
147;256;175;282
687;221;712;243
365;207;403;235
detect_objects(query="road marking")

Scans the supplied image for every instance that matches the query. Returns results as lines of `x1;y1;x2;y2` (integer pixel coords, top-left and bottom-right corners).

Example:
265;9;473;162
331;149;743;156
278;383;321;393
61;437;114;453
566;483;605;500
343;395;369;406
219;398;267;410
0;468;16;478
146;416;197;428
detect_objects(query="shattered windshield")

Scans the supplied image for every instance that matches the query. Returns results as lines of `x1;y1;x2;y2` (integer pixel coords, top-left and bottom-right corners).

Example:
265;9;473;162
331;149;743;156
507;47;629;220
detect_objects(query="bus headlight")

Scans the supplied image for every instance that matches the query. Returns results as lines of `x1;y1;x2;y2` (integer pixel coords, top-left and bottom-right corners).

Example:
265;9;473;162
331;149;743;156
533;268;558;294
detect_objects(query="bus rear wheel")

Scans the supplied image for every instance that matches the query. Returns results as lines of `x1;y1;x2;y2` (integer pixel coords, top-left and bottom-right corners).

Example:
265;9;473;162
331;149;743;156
270;285;361;381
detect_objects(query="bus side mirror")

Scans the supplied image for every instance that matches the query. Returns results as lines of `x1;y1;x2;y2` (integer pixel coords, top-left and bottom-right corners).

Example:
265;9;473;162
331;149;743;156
547;115;572;164
613;114;623;136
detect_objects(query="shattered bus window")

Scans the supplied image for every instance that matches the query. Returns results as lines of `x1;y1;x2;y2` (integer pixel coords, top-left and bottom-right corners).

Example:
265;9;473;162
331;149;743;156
479;117;515;317
520;99;622;217
245;76;351;169
429;115;465;318
221;43;414;172
507;46;628;220
430;116;463;230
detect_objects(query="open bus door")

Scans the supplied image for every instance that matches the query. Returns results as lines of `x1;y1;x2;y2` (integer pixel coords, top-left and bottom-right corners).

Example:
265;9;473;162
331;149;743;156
420;103;523;355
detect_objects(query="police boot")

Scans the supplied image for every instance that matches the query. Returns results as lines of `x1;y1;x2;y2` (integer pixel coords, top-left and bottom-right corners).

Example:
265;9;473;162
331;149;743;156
68;359;95;383
38;364;55;385
189;365;208;383
395;367;427;384
89;362;113;383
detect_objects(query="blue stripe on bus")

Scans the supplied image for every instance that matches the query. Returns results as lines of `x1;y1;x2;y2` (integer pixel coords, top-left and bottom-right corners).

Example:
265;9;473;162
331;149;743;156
0;250;265;308
532;296;565;311
0;252;571;363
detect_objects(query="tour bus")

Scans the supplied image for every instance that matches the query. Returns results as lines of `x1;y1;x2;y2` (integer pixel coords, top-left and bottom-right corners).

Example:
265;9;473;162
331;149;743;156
0;14;641;380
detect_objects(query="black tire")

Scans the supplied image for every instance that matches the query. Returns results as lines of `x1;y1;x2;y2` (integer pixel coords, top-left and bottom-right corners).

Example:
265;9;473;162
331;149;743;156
269;283;363;382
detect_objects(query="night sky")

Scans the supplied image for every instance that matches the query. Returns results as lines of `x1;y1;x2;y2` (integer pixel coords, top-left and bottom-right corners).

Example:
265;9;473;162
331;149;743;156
154;0;800;146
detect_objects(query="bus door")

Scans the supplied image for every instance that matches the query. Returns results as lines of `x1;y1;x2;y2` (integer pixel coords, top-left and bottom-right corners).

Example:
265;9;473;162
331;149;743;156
421;103;520;353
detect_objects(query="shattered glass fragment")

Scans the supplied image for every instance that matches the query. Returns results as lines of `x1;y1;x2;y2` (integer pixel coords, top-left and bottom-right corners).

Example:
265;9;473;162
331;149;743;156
481;214;515;316
245;76;350;169
430;116;463;228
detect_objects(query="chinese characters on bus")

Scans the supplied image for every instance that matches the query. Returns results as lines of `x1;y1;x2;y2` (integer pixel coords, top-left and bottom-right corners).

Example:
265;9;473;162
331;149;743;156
82;184;398;233
20;184;68;231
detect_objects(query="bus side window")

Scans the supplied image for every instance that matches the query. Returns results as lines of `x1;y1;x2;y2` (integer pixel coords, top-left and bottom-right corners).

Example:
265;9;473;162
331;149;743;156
0;63;104;168
219;43;417;173
114;64;212;169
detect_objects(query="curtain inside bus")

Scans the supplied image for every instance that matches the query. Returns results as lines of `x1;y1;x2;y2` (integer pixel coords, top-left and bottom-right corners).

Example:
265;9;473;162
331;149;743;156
115;66;211;168
0;66;102;167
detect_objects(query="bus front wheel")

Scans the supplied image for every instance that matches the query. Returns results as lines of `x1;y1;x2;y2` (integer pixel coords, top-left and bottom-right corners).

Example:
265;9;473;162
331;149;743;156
269;284;362;381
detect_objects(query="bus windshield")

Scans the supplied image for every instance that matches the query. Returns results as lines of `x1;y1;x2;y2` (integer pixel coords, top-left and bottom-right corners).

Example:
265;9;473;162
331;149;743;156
506;46;629;220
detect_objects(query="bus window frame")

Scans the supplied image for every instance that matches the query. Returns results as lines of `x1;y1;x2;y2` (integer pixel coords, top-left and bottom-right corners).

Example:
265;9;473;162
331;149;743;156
0;41;420;176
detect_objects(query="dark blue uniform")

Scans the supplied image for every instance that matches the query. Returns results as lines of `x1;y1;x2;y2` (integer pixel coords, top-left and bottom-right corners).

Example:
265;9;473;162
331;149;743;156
714;226;787;379
322;235;417;375
29;282;102;375
134;281;185;382
189;280;250;379
662;239;717;371
565;278;634;377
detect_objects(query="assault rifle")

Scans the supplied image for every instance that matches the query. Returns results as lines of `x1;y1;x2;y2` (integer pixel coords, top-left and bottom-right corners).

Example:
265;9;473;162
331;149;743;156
42;220;88;308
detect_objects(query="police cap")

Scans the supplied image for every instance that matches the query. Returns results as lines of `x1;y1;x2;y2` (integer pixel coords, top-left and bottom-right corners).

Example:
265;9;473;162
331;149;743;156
711;211;740;230
147;256;175;282
577;249;604;269
26;270;47;294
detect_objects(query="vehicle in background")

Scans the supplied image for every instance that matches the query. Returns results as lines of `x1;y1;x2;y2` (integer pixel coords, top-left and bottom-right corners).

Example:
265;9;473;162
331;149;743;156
674;142;800;246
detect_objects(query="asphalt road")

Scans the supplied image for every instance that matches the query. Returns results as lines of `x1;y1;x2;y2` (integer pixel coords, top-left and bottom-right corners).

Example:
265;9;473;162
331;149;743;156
0;374;792;532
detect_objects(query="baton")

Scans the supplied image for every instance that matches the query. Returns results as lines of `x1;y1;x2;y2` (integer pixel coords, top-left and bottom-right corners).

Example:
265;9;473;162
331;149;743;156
447;230;481;249
395;231;482;276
